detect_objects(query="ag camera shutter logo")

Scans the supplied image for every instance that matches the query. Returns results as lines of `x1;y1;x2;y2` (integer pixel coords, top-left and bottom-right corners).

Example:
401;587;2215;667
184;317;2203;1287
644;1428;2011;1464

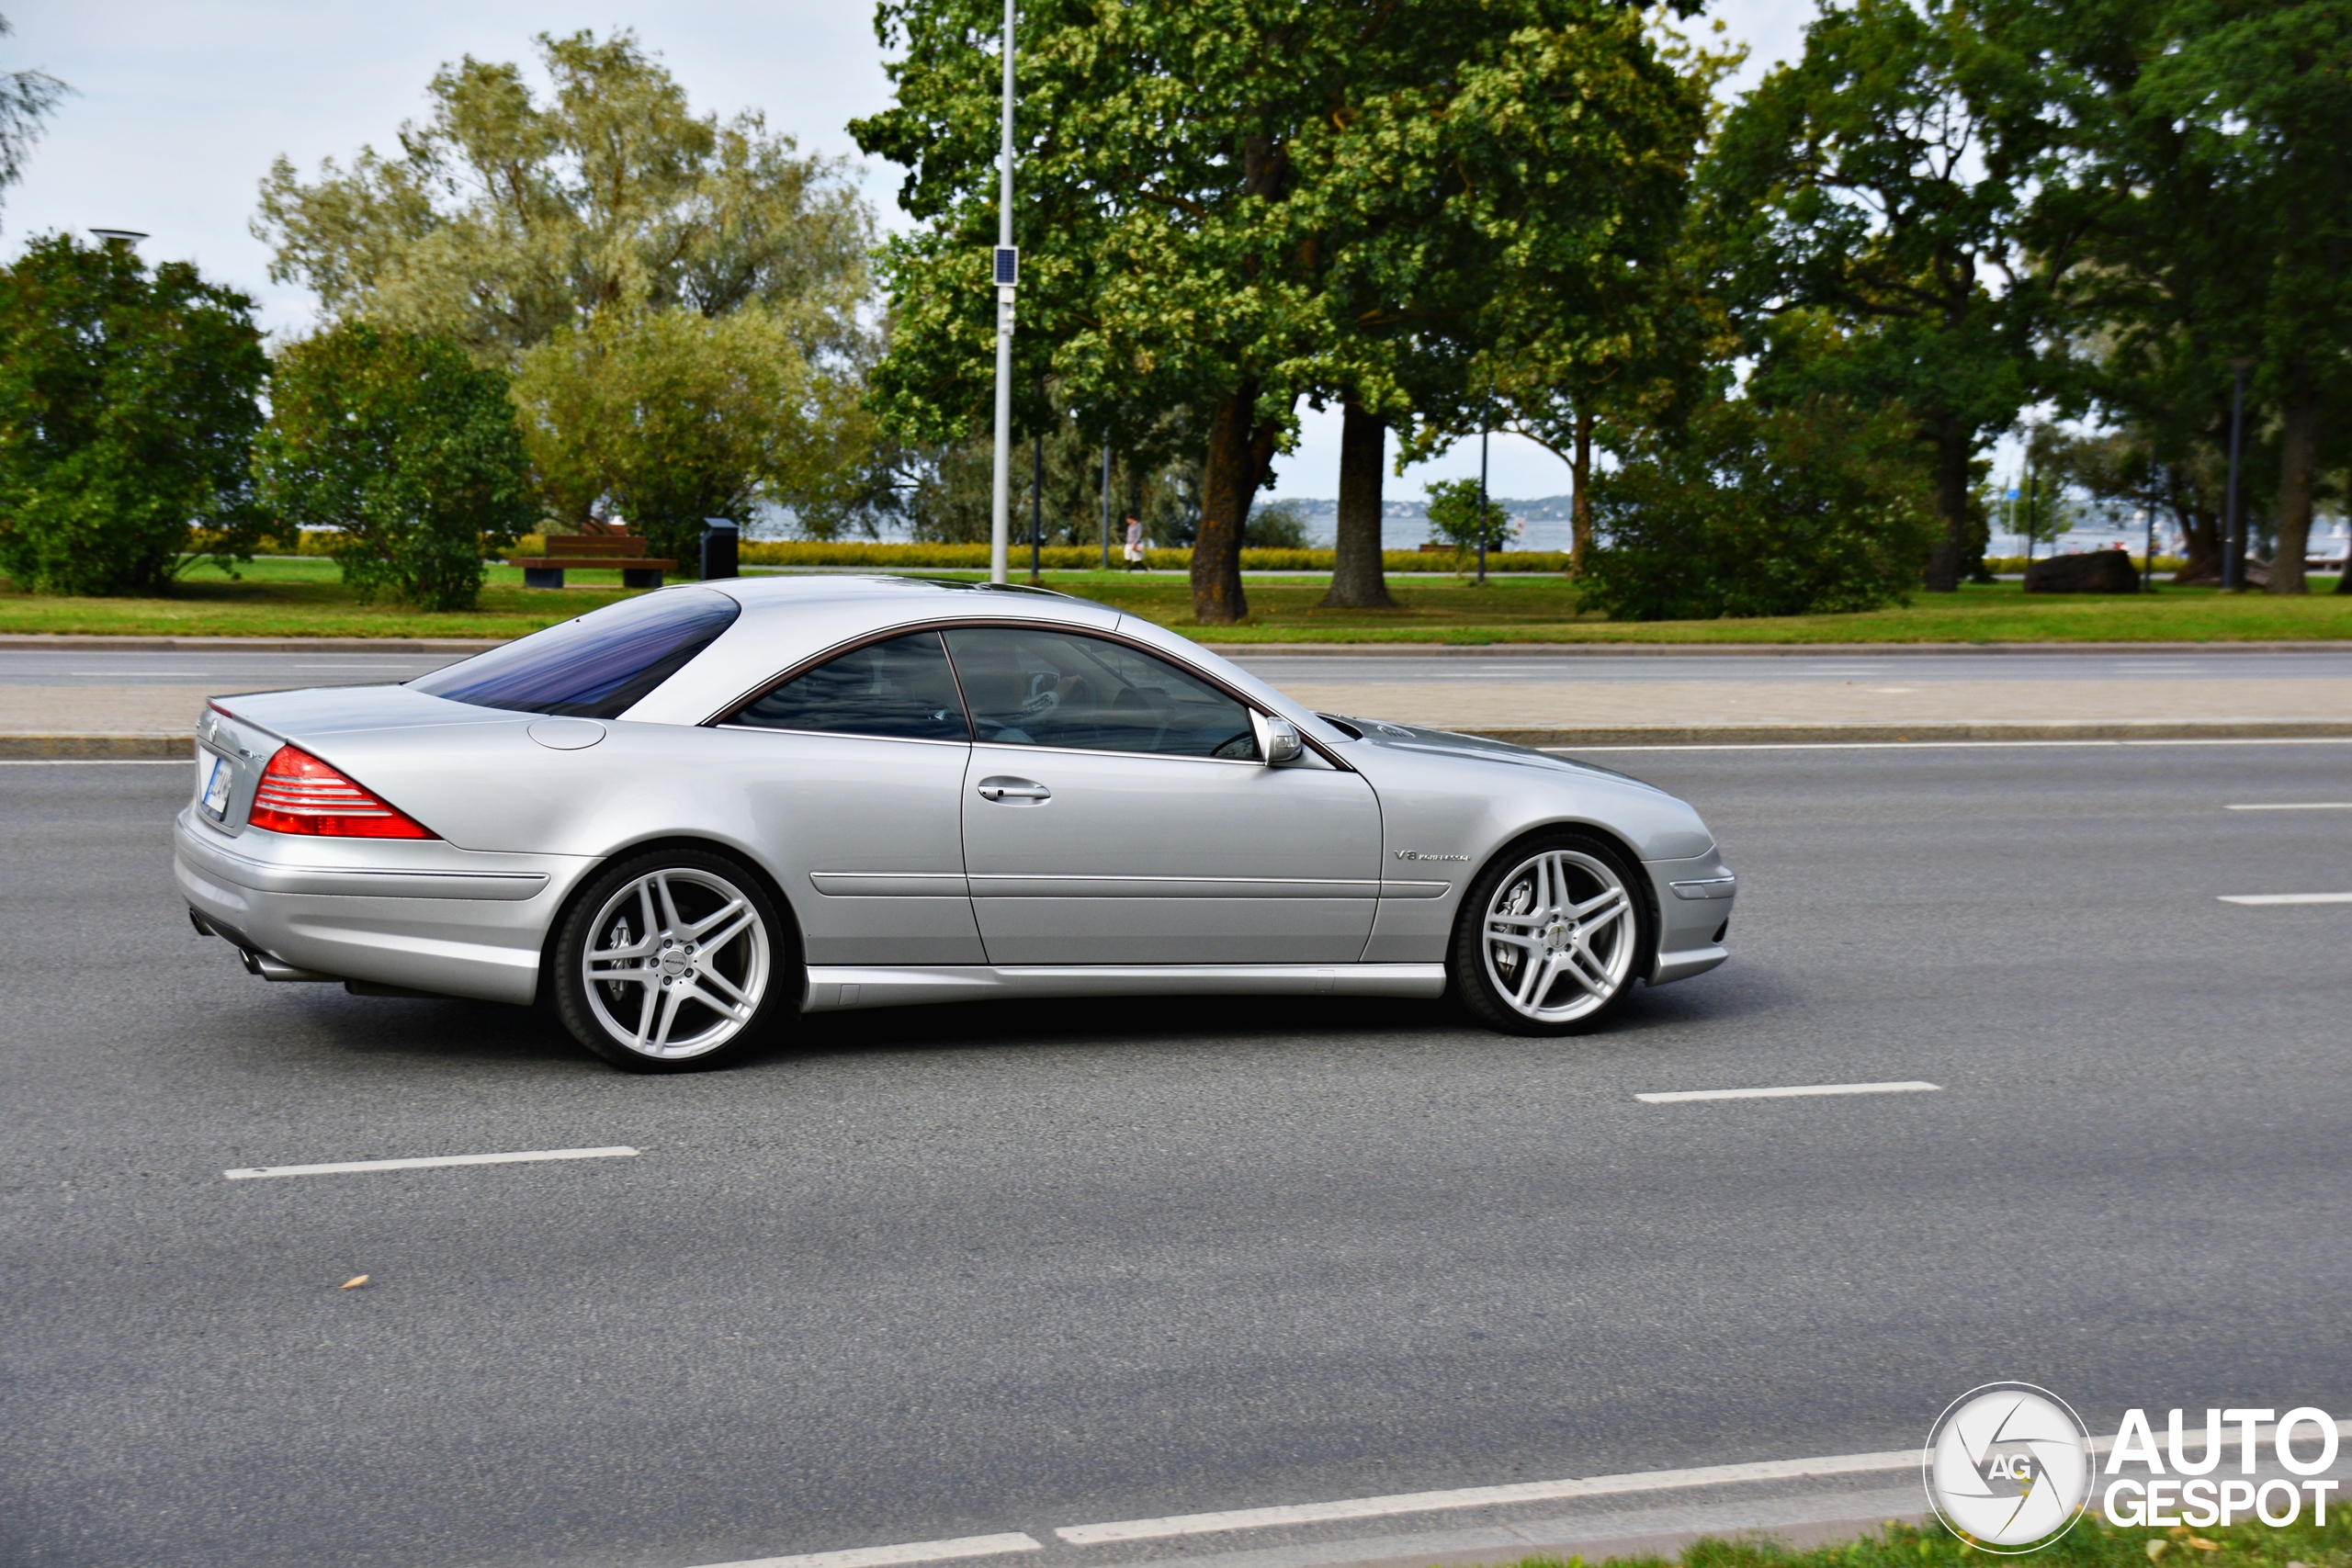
1924;1382;2093;1552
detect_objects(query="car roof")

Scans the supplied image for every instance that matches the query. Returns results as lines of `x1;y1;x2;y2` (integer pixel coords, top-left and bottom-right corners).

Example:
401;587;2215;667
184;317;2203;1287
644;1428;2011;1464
620;573;1125;724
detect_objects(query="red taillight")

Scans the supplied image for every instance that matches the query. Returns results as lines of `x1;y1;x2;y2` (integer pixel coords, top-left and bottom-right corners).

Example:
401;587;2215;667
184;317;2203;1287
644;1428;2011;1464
248;746;437;839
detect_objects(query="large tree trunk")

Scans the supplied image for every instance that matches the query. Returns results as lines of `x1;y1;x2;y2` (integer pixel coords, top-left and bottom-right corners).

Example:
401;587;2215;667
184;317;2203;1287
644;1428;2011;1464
1193;387;1260;625
1569;409;1593;575
1321;397;1394;608
2270;381;2320;594
1921;415;1972;592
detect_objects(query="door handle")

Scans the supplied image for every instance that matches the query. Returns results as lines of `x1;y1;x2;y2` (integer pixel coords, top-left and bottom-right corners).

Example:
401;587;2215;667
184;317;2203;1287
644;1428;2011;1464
976;776;1051;803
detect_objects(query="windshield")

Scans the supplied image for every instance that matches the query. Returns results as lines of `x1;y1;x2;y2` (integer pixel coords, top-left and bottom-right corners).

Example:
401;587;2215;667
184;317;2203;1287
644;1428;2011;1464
412;590;741;717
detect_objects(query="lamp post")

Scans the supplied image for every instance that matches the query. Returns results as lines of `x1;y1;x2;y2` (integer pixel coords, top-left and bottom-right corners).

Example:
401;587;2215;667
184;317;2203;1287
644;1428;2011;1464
1031;423;1044;583
988;0;1018;585
1100;441;1112;571
1475;425;1490;586
2222;357;2253;591
89;228;147;249
2142;489;2156;591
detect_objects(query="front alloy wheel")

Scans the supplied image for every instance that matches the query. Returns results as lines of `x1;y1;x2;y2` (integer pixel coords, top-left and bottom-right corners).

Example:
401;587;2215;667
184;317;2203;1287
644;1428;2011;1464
1452;832;1649;1035
553;850;786;1070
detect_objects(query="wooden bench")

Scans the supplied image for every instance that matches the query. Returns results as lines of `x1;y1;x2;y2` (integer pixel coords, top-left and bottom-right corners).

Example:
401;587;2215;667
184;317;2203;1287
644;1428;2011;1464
507;526;676;589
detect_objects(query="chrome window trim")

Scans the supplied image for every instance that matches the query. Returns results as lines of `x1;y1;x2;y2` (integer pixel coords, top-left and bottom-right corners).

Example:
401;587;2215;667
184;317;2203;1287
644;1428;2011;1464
702;616;1355;772
712;723;971;750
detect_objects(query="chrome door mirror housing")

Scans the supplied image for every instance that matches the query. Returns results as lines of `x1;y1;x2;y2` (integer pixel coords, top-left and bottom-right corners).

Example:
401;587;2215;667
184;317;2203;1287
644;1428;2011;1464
1250;710;1304;765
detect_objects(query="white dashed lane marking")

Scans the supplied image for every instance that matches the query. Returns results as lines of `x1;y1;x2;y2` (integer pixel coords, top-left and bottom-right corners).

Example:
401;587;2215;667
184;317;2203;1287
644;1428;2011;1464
224;1145;639;1179
1634;1081;1940;1105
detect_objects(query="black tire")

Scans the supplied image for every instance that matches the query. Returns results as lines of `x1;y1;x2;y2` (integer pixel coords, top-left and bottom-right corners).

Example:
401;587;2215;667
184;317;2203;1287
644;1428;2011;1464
1449;828;1654;1037
551;847;795;1072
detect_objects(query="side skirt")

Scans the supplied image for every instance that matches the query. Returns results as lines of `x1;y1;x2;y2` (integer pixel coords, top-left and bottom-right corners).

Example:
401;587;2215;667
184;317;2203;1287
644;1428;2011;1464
800;963;1448;1013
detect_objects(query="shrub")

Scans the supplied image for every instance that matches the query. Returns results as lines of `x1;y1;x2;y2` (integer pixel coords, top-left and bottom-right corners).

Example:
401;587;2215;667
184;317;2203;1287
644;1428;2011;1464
255;324;534;611
1424;479;1514;552
0;235;266;594
1584;399;1935;620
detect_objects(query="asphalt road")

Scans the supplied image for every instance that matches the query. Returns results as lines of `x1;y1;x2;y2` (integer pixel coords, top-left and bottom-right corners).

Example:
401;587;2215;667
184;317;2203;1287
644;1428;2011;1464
5;742;2350;1568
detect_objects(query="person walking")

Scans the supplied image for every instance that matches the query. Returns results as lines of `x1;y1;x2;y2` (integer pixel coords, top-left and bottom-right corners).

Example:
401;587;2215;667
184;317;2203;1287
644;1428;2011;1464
1123;513;1147;570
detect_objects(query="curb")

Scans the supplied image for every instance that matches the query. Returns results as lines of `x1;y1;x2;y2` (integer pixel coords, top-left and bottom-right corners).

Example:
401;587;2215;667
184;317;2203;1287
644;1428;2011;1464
1;734;190;759
0;635;504;654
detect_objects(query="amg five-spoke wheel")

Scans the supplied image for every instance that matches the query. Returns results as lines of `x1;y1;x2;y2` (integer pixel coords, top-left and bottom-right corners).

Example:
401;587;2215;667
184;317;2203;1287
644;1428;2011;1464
552;849;789;1070
1451;830;1651;1035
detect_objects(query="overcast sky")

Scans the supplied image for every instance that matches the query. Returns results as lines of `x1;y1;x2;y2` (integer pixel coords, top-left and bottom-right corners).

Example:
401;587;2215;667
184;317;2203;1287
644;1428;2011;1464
4;0;1817;501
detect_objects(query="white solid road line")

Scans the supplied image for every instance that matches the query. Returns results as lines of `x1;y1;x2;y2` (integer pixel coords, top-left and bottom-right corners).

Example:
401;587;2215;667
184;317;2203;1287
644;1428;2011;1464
1052;1450;1924;1546
2226;802;2352;810
2218;892;2352;906
1635;1081;1940;1105
684;1533;1044;1568
223;1145;639;1179
0;759;187;766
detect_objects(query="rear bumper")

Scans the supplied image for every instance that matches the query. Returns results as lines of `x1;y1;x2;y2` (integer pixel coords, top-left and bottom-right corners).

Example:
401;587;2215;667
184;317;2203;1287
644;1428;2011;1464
174;807;593;1005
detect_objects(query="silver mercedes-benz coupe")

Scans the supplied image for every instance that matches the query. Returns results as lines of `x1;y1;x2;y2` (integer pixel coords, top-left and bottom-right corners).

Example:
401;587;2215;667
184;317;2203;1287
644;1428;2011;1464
175;575;1735;1070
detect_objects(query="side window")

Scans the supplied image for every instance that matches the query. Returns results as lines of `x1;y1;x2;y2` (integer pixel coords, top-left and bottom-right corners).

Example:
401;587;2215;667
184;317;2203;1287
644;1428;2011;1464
941;626;1260;760
729;631;971;742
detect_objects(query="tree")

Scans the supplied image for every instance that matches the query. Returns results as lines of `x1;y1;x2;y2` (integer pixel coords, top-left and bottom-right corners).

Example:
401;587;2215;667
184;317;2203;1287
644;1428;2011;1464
0;14;66;215
254;29;873;369
0;236;266;596
1423;479;1512;553
256;324;533;611
854;0;1705;625
1703;0;2072;592
1583;397;1936;620
2134;0;2352;594
510;304;866;570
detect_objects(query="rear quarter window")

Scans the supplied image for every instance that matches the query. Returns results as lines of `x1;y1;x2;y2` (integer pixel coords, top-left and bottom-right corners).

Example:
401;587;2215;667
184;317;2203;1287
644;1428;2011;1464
412;590;741;718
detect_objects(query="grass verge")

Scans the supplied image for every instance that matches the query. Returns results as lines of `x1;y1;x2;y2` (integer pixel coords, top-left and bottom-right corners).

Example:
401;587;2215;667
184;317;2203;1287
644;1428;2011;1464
2;557;2346;642
1510;1511;2350;1568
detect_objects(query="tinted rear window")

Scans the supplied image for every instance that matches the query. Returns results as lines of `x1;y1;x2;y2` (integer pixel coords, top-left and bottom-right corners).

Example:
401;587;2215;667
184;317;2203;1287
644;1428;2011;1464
413;590;741;718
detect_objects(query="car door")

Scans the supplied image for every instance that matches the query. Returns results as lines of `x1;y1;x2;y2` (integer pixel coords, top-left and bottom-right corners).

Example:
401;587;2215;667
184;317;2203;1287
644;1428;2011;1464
716;629;982;964
943;624;1383;964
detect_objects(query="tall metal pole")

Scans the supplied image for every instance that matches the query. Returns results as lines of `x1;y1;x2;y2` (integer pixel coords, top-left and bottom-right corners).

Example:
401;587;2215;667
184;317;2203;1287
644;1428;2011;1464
989;0;1017;585
2223;362;2248;591
2142;490;2157;590
1031;427;1044;582
1100;442;1112;570
1476;426;1489;586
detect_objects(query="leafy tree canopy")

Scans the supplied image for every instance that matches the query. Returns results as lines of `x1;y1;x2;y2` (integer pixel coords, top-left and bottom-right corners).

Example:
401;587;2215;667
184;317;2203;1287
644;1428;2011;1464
854;0;1708;624
254;28;874;369
0;13;66;212
255;323;535;611
0;236;266;596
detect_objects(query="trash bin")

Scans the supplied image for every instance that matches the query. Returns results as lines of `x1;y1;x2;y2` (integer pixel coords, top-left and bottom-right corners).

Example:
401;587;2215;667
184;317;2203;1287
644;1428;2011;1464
700;519;739;581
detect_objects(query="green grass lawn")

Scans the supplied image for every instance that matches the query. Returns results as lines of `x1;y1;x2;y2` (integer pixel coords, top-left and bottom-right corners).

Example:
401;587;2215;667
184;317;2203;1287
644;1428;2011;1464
2;555;2347;642
1521;1510;2352;1568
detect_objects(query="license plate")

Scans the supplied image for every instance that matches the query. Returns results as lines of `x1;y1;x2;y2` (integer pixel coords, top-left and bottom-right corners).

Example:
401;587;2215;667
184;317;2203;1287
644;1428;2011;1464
198;750;233;821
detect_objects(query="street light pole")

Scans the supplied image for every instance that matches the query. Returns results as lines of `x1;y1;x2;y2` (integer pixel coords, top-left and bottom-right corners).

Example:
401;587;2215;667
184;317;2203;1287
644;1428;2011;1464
1100;442;1112;571
2223;359;2250;592
2142;489;2156;591
988;0;1017;586
1476;426;1489;587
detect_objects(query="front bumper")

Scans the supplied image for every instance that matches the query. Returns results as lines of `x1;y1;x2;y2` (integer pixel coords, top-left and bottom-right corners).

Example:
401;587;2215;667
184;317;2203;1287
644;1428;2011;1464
174;807;594;1004
1644;851;1736;986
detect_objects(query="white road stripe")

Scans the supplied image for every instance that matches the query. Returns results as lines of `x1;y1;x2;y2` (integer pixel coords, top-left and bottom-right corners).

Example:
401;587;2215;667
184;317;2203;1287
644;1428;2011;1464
2226;802;2352;810
1052;1450;1924;1545
683;1533;1043;1568
1635;1080;1940;1105
2218;892;2352;906
0;758;187;765
224;1145;639;1179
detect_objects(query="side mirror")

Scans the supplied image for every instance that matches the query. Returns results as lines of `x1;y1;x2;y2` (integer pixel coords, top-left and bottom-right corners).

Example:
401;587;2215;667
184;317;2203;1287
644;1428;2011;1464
1250;710;1304;765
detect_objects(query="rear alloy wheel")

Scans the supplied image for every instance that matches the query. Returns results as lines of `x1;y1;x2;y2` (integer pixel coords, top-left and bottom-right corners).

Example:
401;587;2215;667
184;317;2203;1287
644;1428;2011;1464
1450;830;1651;1036
553;849;788;1071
